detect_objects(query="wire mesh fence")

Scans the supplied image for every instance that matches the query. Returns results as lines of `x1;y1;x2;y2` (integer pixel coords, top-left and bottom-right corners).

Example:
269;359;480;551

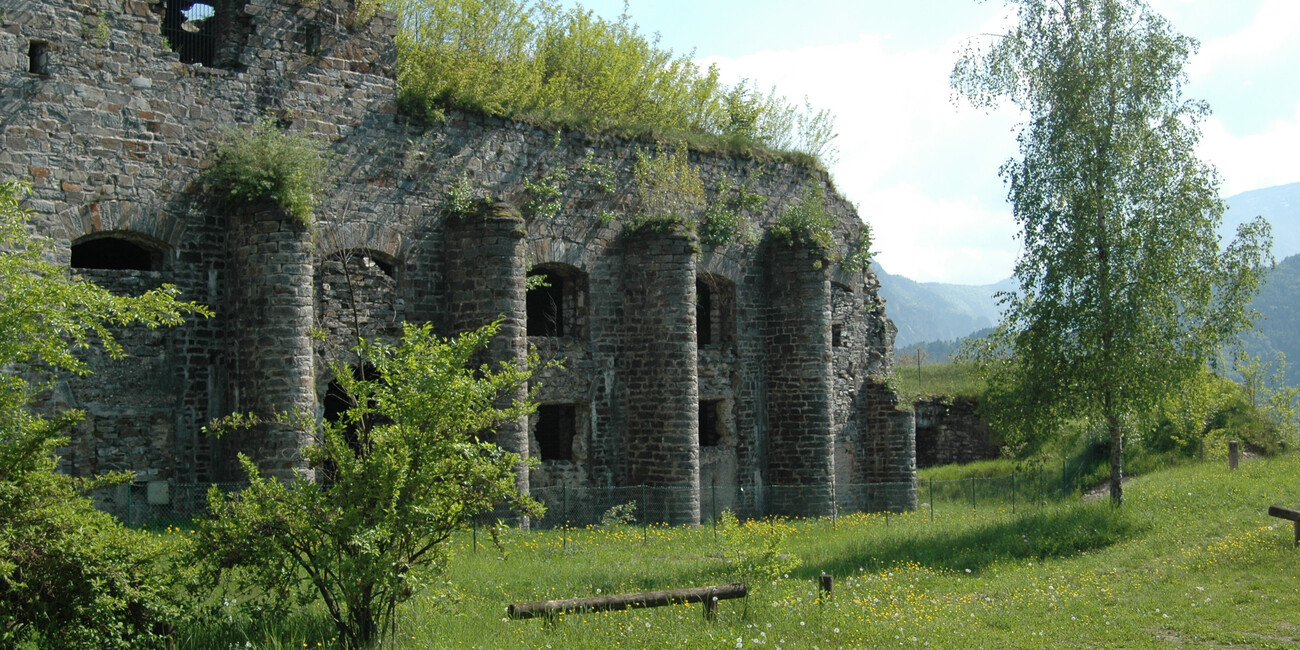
96;463;1087;531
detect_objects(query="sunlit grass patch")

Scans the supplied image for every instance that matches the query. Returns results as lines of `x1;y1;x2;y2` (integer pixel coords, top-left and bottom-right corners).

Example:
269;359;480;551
176;455;1300;648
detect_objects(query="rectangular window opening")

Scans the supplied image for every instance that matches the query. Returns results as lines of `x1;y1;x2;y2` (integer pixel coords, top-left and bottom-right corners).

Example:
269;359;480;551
535;404;576;461
699;400;723;447
29;40;50;76
527;275;565;337
832;323;844;348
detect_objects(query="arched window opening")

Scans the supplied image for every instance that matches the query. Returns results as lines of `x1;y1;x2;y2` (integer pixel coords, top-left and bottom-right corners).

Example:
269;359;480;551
534;404;576;461
696;279;713;346
71;236;163;271
163;1;216;66
327;249;397;280
527;264;587;338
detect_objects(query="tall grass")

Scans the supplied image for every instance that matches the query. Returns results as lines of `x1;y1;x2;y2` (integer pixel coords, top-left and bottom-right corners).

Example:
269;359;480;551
893;360;986;402
177;455;1300;648
392;0;837;165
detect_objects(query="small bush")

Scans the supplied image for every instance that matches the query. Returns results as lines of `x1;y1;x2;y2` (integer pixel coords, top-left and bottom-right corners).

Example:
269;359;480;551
599;501;638;528
698;172;762;248
195;322;543;649
207;118;330;226
715;511;800;591
630;142;704;233
0;464;190;649
770;183;835;250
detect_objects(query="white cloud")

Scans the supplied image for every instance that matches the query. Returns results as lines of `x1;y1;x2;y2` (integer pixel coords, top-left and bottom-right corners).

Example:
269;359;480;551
1201;104;1300;196
1186;0;1300;81
697;10;1022;285
865;185;1017;285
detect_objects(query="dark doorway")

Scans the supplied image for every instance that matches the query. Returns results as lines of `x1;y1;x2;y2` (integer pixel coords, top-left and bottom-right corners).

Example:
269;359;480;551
535;404;576;461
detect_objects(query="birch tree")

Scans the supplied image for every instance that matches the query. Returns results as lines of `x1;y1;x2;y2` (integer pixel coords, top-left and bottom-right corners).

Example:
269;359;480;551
952;0;1271;504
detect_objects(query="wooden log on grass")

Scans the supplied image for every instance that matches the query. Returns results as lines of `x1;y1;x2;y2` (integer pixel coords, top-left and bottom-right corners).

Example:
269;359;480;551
508;583;747;621
1267;505;1300;545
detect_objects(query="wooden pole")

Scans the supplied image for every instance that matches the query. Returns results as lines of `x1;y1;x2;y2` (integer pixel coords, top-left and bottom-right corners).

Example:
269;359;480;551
507;583;748;620
818;574;833;601
1267;505;1300;546
1228;440;1239;470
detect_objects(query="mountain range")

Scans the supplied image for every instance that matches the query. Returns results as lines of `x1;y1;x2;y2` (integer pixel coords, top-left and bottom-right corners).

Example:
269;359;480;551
880;181;1300;353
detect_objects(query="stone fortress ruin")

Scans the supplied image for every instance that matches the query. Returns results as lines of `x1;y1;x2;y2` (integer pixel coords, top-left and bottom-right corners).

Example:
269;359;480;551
2;0;916;523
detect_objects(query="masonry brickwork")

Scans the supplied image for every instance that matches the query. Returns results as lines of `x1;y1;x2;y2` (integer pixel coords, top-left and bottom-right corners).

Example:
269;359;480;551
914;398;1001;469
3;0;916;519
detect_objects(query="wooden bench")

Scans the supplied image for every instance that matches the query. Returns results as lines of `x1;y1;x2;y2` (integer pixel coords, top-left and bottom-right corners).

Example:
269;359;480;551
508;583;746;621
1268;505;1300;545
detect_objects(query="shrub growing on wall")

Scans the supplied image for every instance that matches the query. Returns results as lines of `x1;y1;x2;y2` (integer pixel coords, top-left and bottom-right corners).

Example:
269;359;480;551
207;118;330;226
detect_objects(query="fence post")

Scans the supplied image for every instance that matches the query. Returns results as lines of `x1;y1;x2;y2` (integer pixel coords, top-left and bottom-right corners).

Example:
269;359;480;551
562;484;568;550
472;515;477;553
1011;473;1016;513
970;476;976;510
1229;440;1239;470
642;484;648;544
712;482;718;540
929;478;934;523
831;479;837;529
819;574;833;601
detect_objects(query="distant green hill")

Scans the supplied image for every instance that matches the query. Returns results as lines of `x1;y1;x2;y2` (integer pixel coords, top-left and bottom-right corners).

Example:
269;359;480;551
1239;253;1300;384
1221;181;1300;260
881;182;1300;353
873;263;1013;349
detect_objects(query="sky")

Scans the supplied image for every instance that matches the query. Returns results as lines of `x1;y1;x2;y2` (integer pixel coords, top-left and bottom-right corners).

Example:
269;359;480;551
557;0;1300;284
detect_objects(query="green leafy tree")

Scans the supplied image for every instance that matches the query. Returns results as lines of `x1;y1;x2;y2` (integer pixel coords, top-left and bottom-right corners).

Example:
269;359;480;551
952;0;1272;504
0;180;210;648
195;322;543;648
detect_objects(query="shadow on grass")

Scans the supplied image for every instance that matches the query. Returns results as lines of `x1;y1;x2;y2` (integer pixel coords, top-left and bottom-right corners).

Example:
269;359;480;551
798;502;1143;579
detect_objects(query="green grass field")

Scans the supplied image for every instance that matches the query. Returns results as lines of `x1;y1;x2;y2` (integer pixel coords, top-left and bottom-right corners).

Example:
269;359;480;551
893;362;986;402
180;455;1300;649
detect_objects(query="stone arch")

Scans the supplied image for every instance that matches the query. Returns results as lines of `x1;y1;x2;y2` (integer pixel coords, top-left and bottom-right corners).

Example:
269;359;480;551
316;222;405;269
526;235;597;273
526;262;589;339
62;203;185;254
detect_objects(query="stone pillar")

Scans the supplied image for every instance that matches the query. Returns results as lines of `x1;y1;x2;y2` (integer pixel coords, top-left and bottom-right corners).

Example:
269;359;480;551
226;205;316;481
443;204;530;503
858;381;919;512
764;242;835;517
621;228;700;526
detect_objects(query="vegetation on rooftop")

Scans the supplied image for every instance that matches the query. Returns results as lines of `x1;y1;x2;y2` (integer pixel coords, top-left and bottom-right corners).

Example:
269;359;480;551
390;0;838;166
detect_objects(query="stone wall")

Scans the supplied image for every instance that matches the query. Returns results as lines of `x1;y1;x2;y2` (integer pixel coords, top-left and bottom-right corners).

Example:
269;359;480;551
914;397;1000;468
5;0;916;520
